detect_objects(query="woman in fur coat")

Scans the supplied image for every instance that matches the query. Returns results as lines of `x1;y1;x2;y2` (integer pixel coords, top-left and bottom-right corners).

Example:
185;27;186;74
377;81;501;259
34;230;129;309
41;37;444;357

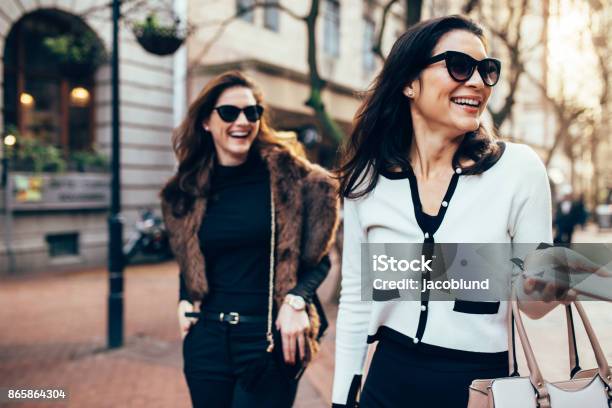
160;71;339;408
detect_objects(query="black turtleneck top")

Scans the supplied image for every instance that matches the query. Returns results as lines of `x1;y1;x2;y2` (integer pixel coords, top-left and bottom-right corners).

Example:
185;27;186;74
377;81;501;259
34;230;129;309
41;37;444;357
179;150;330;314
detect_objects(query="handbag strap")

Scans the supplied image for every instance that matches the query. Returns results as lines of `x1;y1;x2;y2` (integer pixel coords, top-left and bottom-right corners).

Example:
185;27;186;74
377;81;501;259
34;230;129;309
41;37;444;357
509;304;581;378
265;187;276;352
512;297;612;407
511;299;550;407
566;305;582;377
572;301;612;383
507;301;519;376
508;243;581;378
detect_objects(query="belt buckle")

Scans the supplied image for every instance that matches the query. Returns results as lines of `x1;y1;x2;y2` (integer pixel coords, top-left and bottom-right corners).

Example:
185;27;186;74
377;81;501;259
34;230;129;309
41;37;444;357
228;312;240;325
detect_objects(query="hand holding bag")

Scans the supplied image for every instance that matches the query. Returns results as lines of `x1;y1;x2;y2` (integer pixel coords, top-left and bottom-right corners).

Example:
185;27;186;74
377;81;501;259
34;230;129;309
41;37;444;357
468;299;612;408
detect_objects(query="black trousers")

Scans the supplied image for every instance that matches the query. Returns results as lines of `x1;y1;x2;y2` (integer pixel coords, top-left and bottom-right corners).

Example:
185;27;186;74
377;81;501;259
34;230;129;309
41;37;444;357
183;317;298;408
360;338;509;408
554;228;574;244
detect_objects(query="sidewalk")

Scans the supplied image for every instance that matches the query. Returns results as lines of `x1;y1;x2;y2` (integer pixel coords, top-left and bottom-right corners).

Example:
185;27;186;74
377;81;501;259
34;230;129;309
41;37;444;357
0;262;332;407
573;223;612;243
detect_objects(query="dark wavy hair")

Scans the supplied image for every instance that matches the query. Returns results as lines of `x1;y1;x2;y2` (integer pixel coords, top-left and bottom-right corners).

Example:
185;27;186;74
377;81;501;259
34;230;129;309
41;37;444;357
160;70;282;216
337;15;503;199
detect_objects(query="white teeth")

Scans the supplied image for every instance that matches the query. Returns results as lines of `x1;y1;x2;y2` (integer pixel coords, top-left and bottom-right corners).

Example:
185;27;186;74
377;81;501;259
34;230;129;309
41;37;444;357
452;97;480;107
229;131;249;137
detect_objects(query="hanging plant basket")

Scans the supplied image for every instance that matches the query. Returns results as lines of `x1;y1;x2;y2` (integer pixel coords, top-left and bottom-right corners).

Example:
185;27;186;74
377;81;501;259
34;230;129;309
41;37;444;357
134;30;184;56
132;14;187;56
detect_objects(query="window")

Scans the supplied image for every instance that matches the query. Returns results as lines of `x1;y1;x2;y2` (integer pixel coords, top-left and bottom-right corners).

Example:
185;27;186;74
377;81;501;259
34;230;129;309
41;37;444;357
3;10;98;154
237;0;255;23
363;17;376;74
264;0;280;32
46;233;79;257
323;0;340;57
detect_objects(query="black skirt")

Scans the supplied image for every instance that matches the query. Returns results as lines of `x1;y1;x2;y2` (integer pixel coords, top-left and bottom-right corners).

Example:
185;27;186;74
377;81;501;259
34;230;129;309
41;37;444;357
360;337;509;408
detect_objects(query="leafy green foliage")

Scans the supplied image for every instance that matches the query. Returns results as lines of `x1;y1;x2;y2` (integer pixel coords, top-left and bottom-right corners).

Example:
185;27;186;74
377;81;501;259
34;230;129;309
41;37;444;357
12;136;67;173
4;126;108;173
133;13;181;38
69;150;109;172
43;31;106;68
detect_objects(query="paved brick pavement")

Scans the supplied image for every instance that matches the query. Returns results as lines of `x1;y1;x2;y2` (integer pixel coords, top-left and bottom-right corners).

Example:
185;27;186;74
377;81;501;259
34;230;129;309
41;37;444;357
0;262;333;407
573;223;612;243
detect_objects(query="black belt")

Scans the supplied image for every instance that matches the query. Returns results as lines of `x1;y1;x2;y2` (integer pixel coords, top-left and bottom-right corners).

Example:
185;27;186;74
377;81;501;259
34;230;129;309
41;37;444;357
184;311;267;325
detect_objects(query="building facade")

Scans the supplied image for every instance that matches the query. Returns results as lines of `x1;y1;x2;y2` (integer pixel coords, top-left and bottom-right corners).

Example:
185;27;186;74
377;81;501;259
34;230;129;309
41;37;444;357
0;0;407;274
2;0;607;274
183;0;406;166
0;0;177;274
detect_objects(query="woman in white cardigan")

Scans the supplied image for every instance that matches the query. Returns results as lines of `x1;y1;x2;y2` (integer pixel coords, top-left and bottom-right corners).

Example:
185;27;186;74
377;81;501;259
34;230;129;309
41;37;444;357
332;15;569;407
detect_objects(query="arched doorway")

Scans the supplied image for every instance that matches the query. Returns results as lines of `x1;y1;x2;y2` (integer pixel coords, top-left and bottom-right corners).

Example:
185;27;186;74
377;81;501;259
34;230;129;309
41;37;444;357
3;9;105;155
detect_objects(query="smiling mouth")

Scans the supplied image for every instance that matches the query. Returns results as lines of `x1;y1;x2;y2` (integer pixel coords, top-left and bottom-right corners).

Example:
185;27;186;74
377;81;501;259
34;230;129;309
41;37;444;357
450;97;481;109
228;130;250;139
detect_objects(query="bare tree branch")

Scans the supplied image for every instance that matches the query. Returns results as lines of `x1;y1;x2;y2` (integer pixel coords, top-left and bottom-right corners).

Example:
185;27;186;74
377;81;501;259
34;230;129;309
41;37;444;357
78;0;148;19
304;0;324;91
585;4;609;204
521;41;541;56
477;0;529;128
588;14;609;112
502;0;515;37
405;0;422;28
78;0;114;17
187;1;306;75
462;0;480;14
373;0;399;62
186;0;344;143
303;0;345;143
253;0;305;21
189;1;303;29
524;69;589;166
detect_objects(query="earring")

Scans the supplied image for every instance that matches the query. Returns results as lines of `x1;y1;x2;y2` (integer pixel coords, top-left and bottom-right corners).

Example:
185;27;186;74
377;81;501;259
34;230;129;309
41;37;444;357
407;89;414;98
204;126;210;132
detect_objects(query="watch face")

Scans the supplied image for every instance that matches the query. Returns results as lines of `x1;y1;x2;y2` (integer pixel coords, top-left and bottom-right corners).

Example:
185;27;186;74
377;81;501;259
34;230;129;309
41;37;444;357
288;295;305;309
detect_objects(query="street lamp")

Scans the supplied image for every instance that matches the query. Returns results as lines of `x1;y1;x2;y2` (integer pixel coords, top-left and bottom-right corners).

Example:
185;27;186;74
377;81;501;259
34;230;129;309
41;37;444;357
107;0;123;349
1;134;15;188
1;133;16;273
106;0;186;349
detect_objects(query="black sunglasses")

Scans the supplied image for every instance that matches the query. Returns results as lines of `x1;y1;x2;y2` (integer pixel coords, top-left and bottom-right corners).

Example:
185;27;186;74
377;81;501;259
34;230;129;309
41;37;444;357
213;104;264;123
425;51;501;87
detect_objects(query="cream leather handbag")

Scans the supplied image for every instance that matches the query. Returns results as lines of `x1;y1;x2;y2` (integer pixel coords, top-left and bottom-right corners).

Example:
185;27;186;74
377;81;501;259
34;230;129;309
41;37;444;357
468;300;612;408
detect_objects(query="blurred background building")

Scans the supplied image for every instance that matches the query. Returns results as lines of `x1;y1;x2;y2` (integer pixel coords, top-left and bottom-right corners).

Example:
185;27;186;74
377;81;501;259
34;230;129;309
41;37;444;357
0;0;610;274
183;0;407;166
428;0;610;204
0;0;177;273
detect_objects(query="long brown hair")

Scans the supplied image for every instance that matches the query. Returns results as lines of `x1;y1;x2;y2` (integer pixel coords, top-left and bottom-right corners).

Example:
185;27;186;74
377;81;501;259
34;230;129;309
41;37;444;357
337;15;503;199
161;70;281;216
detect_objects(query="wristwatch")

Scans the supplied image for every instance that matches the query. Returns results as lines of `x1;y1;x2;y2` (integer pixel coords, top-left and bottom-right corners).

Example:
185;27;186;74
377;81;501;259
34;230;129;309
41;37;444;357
284;294;306;311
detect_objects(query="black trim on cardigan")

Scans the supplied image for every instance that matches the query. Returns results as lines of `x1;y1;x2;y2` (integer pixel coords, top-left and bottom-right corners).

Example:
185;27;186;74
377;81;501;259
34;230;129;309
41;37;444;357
405;165;459;236
367;326;509;366
379;141;507;182
376;141;508;346
330;374;362;408
406;162;460;342
453;299;501;314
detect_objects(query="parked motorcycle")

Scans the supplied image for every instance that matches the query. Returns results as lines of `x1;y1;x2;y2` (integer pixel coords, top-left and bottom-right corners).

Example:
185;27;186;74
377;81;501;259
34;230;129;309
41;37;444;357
123;208;173;263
